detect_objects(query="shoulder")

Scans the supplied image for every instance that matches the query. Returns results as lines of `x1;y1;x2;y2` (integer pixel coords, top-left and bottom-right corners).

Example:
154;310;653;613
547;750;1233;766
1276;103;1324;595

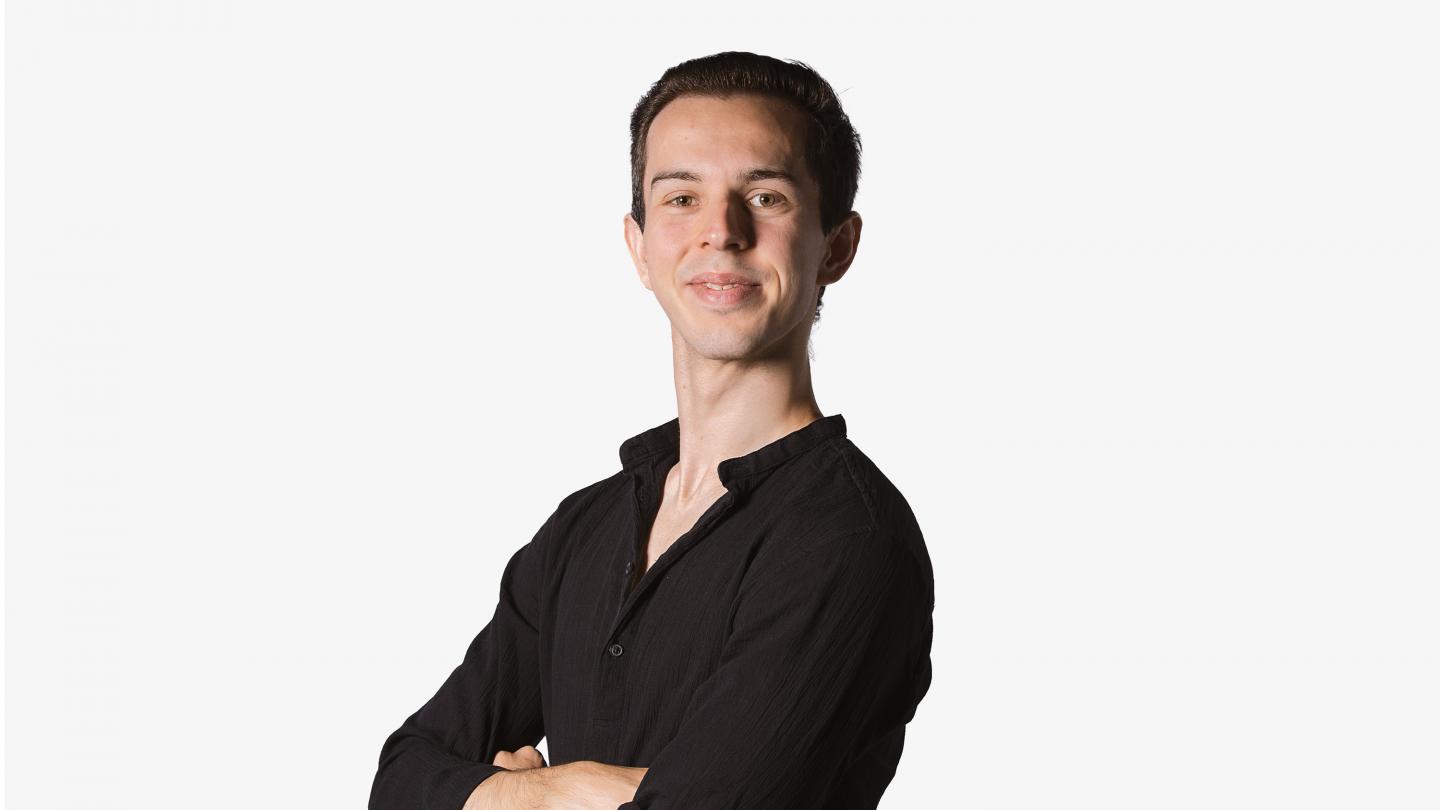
826;439;921;537
766;435;933;597
831;438;933;592
524;469;630;559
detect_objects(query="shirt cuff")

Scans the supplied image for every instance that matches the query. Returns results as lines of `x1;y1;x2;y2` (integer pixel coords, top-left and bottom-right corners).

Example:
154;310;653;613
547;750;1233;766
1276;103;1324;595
427;757;508;810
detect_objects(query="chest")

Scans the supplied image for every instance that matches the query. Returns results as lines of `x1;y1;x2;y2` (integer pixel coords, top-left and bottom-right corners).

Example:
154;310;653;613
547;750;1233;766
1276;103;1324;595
542;494;766;765
643;499;719;574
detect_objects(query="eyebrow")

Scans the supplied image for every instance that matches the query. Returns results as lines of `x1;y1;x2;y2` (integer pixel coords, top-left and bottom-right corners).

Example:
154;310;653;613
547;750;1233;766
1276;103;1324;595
649;167;800;189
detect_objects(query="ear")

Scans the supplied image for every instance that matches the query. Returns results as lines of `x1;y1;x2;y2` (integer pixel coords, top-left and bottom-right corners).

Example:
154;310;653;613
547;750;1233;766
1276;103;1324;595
624;212;653;291
818;211;862;287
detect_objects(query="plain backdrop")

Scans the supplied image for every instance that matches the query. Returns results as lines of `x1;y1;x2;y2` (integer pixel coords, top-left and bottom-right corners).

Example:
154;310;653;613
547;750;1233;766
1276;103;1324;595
5;1;1438;808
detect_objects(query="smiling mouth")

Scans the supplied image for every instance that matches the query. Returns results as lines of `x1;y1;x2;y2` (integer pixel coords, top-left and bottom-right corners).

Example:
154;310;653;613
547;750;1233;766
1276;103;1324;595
689;280;761;307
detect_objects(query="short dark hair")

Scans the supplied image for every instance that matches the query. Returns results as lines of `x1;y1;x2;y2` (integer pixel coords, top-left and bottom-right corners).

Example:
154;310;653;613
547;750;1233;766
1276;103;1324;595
628;51;862;324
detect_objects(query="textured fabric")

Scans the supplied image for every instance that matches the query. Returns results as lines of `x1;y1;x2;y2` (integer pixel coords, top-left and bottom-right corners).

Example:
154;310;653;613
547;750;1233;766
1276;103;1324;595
369;413;935;810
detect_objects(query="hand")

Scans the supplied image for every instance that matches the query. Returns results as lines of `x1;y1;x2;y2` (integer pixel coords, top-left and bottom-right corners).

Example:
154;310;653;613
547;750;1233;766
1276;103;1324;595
492;745;547;771
464;759;648;810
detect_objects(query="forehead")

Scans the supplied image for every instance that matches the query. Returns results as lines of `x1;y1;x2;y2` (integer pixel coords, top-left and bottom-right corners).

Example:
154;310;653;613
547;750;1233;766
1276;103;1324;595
645;93;811;181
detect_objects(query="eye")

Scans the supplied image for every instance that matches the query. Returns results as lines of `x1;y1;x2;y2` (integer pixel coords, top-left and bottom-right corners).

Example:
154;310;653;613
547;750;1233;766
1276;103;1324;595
749;192;785;209
665;194;696;207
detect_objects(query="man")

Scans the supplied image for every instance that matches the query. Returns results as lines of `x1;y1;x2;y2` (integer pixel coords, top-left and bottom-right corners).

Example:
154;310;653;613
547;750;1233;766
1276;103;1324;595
369;51;934;810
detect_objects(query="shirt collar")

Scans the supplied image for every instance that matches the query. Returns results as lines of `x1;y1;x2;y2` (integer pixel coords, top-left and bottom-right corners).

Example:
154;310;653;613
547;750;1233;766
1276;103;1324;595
619;413;848;494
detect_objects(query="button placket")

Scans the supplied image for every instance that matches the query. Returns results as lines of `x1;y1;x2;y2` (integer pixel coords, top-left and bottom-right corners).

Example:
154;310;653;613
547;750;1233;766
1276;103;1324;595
590;635;629;742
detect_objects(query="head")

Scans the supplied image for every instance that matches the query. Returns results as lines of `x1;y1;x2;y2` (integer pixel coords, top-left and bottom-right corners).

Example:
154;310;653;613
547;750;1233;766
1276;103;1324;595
624;52;863;362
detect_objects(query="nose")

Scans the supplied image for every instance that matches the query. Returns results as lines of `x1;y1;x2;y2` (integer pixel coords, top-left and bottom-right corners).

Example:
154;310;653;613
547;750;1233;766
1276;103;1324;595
699;193;753;252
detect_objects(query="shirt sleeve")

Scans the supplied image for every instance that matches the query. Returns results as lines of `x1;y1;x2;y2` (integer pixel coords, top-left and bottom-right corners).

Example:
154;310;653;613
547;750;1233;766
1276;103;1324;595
368;512;552;810
618;524;931;810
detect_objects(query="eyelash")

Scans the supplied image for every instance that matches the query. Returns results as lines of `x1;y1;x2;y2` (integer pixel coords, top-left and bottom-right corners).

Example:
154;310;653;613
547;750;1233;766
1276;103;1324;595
666;192;784;209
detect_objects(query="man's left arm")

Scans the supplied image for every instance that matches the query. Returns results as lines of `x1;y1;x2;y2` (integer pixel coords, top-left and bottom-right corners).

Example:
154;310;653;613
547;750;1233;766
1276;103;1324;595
618;524;932;810
462;756;647;810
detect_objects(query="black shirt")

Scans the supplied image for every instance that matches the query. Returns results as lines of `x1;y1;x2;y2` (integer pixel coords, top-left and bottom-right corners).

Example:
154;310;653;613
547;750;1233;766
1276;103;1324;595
369;413;935;810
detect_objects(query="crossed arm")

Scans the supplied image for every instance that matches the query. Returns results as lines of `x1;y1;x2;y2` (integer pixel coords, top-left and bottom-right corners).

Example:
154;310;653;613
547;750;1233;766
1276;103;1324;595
370;511;655;810
461;747;648;810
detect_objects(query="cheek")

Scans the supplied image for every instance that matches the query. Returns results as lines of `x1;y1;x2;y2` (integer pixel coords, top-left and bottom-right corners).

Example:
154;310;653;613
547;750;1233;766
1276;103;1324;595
764;226;822;276
763;219;810;252
644;222;690;264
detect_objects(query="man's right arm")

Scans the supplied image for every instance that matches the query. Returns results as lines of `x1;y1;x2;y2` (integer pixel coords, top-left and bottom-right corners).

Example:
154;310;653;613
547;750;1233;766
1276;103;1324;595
368;511;553;810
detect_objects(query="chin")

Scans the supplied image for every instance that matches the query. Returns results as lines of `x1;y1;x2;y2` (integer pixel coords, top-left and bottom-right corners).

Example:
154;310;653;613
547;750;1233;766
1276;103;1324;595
683;329;765;361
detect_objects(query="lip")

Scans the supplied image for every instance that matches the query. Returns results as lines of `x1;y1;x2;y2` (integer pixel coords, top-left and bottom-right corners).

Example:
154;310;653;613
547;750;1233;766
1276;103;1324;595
689;278;761;308
689;272;760;286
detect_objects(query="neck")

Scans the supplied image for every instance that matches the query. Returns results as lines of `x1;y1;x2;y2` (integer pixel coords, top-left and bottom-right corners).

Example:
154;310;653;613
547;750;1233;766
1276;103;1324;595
664;326;823;506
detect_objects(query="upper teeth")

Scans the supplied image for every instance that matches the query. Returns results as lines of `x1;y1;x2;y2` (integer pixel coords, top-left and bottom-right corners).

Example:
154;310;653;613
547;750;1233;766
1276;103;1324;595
703;283;740;290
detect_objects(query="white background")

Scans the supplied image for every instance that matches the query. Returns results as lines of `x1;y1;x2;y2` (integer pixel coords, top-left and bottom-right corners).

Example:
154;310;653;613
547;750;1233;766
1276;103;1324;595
6;1;1438;808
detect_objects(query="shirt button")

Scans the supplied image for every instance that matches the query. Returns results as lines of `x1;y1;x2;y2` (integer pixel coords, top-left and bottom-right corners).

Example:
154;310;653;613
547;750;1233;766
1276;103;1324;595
624;561;632;574
608;643;624;657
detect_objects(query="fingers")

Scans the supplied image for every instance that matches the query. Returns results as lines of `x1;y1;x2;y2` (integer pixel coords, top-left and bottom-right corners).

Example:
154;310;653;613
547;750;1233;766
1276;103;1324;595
516;745;547;768
491;746;547;770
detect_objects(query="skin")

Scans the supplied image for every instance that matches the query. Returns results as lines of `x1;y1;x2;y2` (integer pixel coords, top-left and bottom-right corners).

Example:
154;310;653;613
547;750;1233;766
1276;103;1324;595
464;91;862;810
462;747;646;810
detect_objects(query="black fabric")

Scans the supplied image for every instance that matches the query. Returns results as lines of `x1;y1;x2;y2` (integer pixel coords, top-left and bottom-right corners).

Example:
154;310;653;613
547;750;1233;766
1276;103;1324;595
369;413;934;810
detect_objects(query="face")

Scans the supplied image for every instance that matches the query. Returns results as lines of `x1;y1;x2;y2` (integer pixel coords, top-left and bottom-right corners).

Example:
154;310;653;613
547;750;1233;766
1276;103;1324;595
624;93;861;362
